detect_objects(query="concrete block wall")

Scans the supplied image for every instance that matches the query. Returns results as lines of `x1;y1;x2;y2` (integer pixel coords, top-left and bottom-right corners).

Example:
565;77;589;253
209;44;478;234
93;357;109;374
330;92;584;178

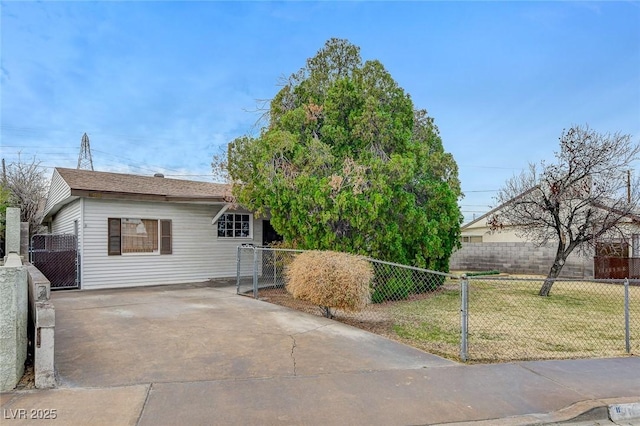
449;242;594;278
26;263;56;388
0;253;28;391
1;207;55;390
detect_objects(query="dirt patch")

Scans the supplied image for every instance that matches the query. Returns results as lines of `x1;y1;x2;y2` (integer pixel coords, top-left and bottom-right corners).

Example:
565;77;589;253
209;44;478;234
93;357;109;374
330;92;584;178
15;363;36;390
258;287;445;345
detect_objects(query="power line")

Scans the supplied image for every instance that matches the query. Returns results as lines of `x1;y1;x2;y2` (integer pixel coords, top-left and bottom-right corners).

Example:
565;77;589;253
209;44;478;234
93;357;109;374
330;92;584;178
91;149;183;173
2;147;187;176
1;145;77;149
458;164;523;170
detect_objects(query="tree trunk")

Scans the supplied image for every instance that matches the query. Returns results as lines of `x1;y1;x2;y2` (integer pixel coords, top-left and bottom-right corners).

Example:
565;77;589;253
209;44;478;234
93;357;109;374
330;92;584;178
539;257;565;296
320;306;334;319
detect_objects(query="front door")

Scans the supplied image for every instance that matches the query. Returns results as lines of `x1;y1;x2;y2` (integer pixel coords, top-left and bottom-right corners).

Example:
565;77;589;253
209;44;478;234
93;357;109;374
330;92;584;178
262;220;283;246
261;220;283;285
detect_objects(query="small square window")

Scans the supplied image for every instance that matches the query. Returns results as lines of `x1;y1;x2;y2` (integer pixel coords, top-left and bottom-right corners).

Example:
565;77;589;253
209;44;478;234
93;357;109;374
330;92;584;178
218;212;252;238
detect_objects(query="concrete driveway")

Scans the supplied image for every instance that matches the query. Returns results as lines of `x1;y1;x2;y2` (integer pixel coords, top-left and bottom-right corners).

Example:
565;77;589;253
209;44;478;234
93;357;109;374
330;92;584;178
51;281;454;388
2;281;639;425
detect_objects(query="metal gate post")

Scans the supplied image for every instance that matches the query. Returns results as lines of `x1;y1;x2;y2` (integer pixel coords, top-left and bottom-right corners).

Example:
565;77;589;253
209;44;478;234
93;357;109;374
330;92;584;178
236;246;242;295
460;275;469;362
30;236;34;263
625;278;630;354
253;247;259;299
273;249;277;288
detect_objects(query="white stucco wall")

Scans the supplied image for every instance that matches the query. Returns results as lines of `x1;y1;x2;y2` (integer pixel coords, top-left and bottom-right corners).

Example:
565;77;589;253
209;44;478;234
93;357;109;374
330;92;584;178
0;254;28;391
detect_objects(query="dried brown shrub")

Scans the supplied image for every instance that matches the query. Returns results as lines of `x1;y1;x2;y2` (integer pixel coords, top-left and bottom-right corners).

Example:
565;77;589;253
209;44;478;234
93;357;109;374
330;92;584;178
285;251;373;313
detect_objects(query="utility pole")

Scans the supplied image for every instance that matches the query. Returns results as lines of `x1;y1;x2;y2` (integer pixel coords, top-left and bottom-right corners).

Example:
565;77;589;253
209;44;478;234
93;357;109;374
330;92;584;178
2;158;6;184
627;170;631;204
77;132;94;171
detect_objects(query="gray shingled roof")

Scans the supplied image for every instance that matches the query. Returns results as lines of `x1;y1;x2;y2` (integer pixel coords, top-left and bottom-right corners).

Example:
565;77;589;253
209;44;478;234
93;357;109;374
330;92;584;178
56;167;231;200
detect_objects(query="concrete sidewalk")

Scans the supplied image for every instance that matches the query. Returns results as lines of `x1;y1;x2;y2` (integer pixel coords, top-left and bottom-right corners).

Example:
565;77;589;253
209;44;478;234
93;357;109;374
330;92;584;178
1;282;638;425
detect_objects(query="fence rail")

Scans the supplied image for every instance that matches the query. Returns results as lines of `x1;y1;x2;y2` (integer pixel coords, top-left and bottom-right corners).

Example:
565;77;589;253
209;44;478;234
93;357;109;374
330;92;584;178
237;246;639;362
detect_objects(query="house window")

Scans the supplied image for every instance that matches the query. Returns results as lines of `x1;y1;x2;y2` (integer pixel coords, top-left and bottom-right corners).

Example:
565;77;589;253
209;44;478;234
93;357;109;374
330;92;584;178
217;213;252;238
461;236;483;243
108;218;172;255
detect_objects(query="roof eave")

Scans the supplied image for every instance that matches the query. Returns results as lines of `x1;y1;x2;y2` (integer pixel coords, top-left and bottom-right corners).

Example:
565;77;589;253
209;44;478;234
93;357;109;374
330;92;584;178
70;189;228;204
43;195;80;222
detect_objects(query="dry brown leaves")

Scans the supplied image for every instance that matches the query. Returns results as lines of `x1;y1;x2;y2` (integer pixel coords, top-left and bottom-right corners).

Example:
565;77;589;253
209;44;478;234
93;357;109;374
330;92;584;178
285;250;373;312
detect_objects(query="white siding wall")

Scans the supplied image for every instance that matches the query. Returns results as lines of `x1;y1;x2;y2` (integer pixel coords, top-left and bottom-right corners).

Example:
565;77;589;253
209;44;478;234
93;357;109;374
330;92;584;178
82;199;263;289
51;199;81;235
43;169;71;217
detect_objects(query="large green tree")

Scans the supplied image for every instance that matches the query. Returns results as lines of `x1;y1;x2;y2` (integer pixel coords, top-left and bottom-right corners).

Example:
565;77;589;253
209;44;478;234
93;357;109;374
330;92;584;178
224;38;462;271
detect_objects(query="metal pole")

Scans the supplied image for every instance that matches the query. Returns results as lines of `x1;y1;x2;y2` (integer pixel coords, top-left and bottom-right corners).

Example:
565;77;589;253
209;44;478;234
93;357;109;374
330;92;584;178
236;246;241;295
253;247;259;299
273;249;277;288
625;278;630;354
460;275;469;362
627;170;631;203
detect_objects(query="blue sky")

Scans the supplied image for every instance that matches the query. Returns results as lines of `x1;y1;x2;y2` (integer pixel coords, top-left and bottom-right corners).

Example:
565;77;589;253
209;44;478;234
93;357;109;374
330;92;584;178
1;1;639;223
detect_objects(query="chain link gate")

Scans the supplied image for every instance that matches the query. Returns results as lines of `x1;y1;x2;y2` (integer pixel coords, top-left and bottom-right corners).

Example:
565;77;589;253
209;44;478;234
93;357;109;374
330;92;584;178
30;234;79;289
236;245;301;297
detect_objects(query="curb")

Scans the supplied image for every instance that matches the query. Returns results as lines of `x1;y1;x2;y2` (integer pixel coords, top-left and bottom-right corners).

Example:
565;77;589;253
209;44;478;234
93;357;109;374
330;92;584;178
609;402;640;423
433;397;640;426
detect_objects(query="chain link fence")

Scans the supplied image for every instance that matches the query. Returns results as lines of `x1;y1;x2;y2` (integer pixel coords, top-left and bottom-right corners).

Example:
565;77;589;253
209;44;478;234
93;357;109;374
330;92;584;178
237;246;639;362
462;276;639;361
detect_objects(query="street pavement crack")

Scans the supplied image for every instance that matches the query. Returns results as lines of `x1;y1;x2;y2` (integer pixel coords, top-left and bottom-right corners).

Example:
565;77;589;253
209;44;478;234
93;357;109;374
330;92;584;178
517;363;588;398
135;383;153;426
289;335;297;376
293;323;332;336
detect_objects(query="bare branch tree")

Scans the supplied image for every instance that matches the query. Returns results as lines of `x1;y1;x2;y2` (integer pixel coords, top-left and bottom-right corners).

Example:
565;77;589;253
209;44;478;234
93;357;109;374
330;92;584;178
3;155;49;237
0;181;11;253
490;125;640;296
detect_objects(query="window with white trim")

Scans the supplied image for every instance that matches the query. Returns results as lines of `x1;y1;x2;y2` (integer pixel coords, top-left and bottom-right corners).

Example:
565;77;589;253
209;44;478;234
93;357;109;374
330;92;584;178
217;213;252;238
108;218;172;255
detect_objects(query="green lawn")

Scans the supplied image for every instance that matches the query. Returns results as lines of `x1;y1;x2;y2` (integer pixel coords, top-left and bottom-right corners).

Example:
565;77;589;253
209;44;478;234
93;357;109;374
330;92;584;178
260;278;640;362
386;279;639;362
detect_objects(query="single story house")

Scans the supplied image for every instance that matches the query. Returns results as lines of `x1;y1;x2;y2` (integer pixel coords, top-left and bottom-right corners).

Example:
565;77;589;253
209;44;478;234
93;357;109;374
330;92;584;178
41;168;278;290
451;198;640;278
460;204;640;254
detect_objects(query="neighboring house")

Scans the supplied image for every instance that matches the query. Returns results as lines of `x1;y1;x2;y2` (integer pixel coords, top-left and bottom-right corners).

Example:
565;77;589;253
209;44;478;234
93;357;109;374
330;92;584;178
451;200;640;278
41;168;275;290
459;209;520;244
